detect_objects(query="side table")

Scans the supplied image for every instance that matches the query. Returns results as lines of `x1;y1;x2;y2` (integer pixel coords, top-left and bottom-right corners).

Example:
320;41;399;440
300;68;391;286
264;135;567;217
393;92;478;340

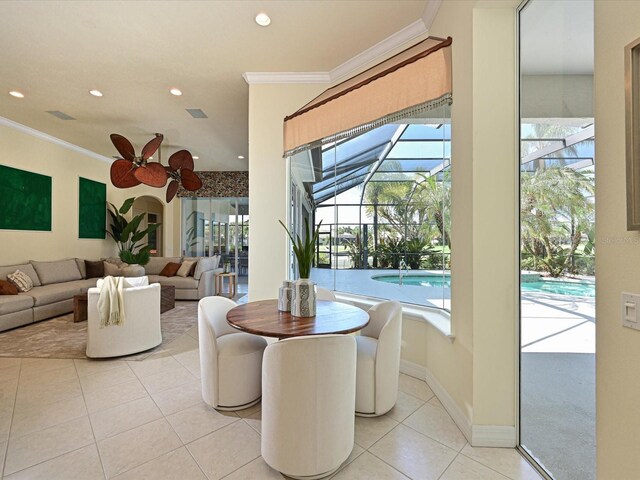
160;284;176;313
215;272;237;298
73;294;88;322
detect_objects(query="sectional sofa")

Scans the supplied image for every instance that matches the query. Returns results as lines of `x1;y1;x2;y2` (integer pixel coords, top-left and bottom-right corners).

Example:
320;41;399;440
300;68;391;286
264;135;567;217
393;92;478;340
0;256;222;332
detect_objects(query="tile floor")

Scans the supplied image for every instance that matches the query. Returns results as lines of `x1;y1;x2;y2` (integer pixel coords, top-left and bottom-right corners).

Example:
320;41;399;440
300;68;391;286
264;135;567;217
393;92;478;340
0;327;543;480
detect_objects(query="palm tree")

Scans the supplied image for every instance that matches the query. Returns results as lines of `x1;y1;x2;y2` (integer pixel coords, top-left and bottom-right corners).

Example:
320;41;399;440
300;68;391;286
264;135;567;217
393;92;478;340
521;167;594;277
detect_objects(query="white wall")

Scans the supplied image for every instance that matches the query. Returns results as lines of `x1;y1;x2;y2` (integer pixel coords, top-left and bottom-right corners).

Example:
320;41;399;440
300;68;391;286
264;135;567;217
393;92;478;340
594;2;640;477
0;122;179;265
247;83;325;301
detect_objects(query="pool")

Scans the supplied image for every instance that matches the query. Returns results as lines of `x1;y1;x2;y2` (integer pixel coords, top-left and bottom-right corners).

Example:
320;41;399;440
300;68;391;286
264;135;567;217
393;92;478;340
520;280;594;297
372;274;595;297
372;274;451;288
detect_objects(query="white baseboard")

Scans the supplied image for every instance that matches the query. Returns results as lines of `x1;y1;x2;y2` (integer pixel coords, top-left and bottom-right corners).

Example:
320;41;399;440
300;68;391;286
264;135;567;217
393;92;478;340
399;359;426;380
399;360;516;447
471;425;517;448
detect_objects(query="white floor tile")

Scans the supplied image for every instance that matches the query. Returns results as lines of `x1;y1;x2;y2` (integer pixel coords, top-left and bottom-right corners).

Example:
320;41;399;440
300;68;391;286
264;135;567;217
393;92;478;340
97;418;182;478
150;380;203;416
90;396;163;441
79;364;137;395
187;420;261;480
461;445;543;480
15;377;82;411
18;364;77;387
112;447;206;480
10;395;86;439
166;403;238;443
4;416;95;476
74;358;127;377
368;424;457;480
387;391;425;423
354;415;398;449
3;444;104;480
83;378;148;414
220;456;284;479
402;403;467;451
127;352;182;378
138;364;197;394
398;374;434;402
332;451;409;479
440;454;510;480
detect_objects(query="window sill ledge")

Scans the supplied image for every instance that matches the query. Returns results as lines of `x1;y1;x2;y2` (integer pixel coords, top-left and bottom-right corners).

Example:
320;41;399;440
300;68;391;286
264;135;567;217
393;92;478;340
334;292;454;342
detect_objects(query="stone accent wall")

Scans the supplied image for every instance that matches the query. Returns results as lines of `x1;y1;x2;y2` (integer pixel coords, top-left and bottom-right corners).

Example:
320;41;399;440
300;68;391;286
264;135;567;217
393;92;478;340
177;171;248;198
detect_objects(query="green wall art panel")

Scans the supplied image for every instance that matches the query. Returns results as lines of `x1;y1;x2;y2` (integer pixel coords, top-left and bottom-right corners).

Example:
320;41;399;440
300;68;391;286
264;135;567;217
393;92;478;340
0;164;52;231
78;177;106;239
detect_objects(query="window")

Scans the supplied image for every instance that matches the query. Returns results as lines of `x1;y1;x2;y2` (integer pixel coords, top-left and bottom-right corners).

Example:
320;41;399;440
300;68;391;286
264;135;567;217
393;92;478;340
288;104;451;311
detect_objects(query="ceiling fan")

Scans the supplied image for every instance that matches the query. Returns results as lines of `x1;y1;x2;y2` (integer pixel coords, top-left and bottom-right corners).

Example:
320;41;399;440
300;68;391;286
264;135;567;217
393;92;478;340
109;133;203;202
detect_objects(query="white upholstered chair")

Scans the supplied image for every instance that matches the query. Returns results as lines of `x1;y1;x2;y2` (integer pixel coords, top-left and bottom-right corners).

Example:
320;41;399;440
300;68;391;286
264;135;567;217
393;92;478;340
198;296;267;411
86;276;162;358
316;286;337;301
355;300;402;416
262;335;357;479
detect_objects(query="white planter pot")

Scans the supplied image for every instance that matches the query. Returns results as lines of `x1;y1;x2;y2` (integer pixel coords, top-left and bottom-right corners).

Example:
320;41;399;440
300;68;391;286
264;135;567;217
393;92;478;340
291;278;316;317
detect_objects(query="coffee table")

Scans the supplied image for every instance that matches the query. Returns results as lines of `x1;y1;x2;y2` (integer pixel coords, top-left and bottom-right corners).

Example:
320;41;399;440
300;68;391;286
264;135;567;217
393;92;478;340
73;294;88;322
160;284;175;313
226;299;369;338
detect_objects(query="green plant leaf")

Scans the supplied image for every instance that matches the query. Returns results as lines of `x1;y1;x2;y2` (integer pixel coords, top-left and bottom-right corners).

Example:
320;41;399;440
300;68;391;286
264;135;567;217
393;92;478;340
119;197;136;215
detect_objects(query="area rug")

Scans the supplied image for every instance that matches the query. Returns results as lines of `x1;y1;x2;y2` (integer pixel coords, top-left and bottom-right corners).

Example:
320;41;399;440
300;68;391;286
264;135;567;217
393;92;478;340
0;301;197;360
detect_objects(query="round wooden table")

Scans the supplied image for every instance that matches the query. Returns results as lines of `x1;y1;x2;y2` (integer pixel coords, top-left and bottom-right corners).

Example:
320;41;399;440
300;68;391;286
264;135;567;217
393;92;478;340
226;299;370;338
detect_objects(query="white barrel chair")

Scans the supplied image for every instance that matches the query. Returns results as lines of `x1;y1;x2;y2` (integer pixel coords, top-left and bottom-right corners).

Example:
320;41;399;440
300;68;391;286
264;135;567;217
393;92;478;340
262;334;357;479
316;286;337;301
86;276;162;358
355;300;402;416
198;296;267;411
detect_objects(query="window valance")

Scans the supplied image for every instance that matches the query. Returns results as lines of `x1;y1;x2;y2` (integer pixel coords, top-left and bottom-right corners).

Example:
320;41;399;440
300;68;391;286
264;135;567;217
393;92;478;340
283;36;452;157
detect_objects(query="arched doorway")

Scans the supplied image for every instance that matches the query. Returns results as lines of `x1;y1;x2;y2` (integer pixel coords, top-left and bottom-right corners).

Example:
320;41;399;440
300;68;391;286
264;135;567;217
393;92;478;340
132;196;164;257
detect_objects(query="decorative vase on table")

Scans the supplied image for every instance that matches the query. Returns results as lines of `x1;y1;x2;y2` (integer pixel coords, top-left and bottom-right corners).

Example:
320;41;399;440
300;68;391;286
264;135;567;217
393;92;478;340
278;281;293;312
291;278;317;317
279;217;322;318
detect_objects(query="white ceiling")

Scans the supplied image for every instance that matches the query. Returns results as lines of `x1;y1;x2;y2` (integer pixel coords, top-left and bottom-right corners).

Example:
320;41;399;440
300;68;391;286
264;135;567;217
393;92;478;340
520;0;593;75
0;0;427;170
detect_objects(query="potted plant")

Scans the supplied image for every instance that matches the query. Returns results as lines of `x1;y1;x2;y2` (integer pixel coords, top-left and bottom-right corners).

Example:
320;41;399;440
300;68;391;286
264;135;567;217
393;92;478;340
279;218;322;317
107;197;161;266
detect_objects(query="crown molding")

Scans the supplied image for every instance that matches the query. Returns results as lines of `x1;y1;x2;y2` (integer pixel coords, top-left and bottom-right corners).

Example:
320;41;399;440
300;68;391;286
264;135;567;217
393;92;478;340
422;0;442;31
242;72;331;85
243;18;429;86
0;115;112;163
329;18;428;82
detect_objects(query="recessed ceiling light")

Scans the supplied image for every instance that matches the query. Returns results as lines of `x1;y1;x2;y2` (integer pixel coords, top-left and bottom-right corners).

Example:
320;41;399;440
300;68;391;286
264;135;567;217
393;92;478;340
192;156;199;160
89;89;103;97
255;12;271;26
238;155;245;159
170;88;182;96
9;91;24;98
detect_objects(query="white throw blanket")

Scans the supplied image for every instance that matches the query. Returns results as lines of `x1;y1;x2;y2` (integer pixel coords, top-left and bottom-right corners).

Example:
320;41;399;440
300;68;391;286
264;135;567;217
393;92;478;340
97;276;128;327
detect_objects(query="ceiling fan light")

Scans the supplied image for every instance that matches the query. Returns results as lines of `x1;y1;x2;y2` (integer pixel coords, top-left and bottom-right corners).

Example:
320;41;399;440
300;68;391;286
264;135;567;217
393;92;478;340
170;88;182;96
89;89;103;97
9;90;24;98
255;13;271;26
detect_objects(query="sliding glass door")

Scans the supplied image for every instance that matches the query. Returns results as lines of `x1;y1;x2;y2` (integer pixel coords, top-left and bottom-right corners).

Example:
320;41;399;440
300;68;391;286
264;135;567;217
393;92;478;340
518;1;595;478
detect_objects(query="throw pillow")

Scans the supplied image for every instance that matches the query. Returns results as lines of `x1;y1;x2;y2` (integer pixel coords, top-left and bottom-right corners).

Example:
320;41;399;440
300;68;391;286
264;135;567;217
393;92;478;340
7;270;33;292
0;279;18;295
103;261;122;277
85;260;105;279
176;260;197;277
159;262;181;277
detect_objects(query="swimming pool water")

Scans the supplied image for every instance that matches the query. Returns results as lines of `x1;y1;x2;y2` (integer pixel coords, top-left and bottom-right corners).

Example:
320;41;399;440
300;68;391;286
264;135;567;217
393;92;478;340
372;274;594;297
